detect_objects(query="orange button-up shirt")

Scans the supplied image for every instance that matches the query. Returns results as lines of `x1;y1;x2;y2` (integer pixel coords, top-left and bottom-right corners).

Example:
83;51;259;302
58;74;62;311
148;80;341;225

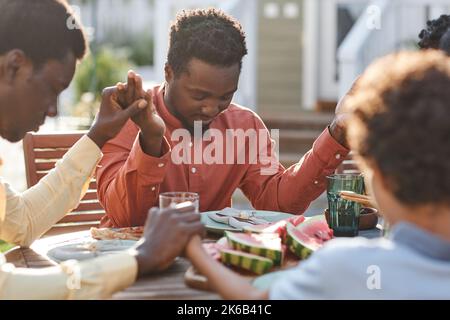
96;85;349;227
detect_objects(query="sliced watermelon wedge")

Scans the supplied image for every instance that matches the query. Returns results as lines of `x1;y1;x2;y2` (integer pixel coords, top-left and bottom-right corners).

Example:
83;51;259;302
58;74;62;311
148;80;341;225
220;249;274;275
286;215;333;260
225;231;283;266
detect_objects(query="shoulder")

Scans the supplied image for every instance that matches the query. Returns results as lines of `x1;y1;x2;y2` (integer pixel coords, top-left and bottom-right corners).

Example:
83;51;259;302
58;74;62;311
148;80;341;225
216;104;267;129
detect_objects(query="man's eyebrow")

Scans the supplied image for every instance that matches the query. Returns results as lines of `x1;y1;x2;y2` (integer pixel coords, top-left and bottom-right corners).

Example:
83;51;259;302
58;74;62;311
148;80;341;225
222;88;238;96
187;87;210;95
187;87;238;96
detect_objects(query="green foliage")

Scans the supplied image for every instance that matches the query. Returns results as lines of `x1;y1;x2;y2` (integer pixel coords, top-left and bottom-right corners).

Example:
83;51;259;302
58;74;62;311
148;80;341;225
74;47;132;102
101;29;154;66
127;33;154;66
0;240;13;253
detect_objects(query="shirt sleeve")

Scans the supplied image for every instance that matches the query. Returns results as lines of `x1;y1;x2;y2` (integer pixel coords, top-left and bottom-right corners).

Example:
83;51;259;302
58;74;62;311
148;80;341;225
0;135;102;247
0;251;137;299
239;115;349;214
96;120;171;227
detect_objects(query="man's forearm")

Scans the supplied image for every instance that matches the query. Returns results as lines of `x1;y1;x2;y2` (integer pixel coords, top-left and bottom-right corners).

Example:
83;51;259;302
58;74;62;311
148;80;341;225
139;131;163;158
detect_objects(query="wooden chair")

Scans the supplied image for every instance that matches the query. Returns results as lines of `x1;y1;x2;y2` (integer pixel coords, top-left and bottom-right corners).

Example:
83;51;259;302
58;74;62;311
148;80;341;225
23;132;104;235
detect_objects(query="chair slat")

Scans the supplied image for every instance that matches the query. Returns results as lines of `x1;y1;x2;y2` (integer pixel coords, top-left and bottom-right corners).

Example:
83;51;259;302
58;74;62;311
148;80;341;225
59;212;105;223
82;191;98;201
73;201;104;212
34;149;69;160
31;132;86;148
35;162;57;171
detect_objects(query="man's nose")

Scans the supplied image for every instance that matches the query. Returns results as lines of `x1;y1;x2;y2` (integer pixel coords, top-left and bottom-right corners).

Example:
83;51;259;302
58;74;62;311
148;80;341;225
47;103;58;117
201;103;220;117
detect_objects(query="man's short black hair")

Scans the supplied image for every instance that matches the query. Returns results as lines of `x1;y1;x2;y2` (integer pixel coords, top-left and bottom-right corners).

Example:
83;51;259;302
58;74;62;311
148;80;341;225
0;0;88;67
418;14;450;54
167;8;248;76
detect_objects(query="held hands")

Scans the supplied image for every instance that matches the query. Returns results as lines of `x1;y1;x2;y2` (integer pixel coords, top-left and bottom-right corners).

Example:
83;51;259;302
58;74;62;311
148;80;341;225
116;71;166;140
87;86;148;149
131;204;205;277
115;71;166;157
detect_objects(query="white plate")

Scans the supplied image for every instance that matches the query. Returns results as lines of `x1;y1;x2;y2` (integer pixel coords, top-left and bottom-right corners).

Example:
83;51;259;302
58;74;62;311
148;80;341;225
201;210;294;235
47;239;137;262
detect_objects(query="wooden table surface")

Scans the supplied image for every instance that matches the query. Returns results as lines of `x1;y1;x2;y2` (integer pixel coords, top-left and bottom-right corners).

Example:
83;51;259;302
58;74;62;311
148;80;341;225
4;212;381;300
4;230;221;300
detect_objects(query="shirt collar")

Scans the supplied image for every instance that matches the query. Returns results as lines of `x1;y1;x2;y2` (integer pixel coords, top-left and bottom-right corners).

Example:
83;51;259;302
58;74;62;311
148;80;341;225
389;222;450;261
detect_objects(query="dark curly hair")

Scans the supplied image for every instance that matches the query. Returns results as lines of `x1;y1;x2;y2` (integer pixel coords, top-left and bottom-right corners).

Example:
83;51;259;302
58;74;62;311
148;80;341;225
167;8;248;77
345;51;450;206
0;0;87;67
418;14;450;54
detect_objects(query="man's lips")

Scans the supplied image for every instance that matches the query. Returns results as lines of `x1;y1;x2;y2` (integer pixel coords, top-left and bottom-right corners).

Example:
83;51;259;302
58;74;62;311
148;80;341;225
193;116;214;124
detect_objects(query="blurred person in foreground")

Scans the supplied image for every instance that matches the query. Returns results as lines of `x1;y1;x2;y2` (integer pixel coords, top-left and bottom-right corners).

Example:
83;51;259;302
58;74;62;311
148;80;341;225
186;50;450;299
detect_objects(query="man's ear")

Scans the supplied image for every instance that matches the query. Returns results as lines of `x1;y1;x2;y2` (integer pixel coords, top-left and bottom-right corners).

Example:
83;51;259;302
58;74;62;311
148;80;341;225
2;50;30;84
164;63;174;83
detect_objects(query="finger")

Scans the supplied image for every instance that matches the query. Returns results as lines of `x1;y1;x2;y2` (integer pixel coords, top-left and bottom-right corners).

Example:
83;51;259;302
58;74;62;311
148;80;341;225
115;82;127;107
175;212;201;223
145;89;156;113
102;86;116;98
144;207;160;229
134;74;145;98
117;99;148;122
162;203;196;215
127;70;136;103
182;222;206;237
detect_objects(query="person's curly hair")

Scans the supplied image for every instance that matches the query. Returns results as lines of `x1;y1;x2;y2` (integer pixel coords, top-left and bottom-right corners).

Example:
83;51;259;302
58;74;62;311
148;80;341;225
418;14;450;54
344;51;450;206
167;8;248;76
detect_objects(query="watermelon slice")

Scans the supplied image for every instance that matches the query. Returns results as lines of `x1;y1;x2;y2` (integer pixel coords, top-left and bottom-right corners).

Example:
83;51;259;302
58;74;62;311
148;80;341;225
286;216;333;260
225;231;283;265
220;249;274;275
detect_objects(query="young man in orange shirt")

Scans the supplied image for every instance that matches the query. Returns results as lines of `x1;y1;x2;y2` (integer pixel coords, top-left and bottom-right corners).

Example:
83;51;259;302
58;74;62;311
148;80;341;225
97;8;350;227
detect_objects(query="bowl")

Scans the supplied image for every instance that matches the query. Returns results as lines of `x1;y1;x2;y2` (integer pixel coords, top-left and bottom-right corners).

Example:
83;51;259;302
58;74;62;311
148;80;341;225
324;207;379;231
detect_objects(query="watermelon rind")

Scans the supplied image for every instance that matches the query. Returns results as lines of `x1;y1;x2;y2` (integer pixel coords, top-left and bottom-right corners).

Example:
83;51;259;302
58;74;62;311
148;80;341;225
225;231;283;266
220;249;274;275
286;216;331;260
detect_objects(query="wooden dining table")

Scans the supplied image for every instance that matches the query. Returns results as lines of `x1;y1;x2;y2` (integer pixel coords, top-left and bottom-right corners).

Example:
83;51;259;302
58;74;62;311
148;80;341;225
4;210;382;300
4;230;221;300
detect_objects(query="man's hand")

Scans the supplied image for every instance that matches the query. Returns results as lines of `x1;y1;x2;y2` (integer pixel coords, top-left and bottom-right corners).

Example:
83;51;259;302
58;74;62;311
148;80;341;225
329;95;351;149
131;204;205;277
116;71;166;157
329;77;361;149
87;87;148;149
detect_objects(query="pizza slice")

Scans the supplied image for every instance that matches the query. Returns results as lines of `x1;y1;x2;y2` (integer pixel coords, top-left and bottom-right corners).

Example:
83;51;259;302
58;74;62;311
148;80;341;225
90;226;144;241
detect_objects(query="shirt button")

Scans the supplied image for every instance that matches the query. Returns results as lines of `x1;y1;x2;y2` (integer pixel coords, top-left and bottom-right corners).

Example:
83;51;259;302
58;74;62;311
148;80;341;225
191;167;197;174
335;154;341;160
151;187;156;191
158;163;165;168
314;180;319;185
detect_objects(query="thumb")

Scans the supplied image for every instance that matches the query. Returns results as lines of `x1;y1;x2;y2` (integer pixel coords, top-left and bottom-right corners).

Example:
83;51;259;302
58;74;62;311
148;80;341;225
119;99;148;119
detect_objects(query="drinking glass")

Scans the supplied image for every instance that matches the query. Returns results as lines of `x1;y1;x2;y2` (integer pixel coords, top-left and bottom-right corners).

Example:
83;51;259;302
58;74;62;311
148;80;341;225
327;174;365;237
159;192;200;213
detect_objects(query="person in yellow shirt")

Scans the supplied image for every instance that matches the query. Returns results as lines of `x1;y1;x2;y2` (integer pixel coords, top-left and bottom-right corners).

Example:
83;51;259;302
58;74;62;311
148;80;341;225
0;0;203;299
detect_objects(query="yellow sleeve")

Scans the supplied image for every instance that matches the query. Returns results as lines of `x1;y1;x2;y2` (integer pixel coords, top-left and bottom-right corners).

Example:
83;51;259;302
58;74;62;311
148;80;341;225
0;251;138;300
0;135;101;247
